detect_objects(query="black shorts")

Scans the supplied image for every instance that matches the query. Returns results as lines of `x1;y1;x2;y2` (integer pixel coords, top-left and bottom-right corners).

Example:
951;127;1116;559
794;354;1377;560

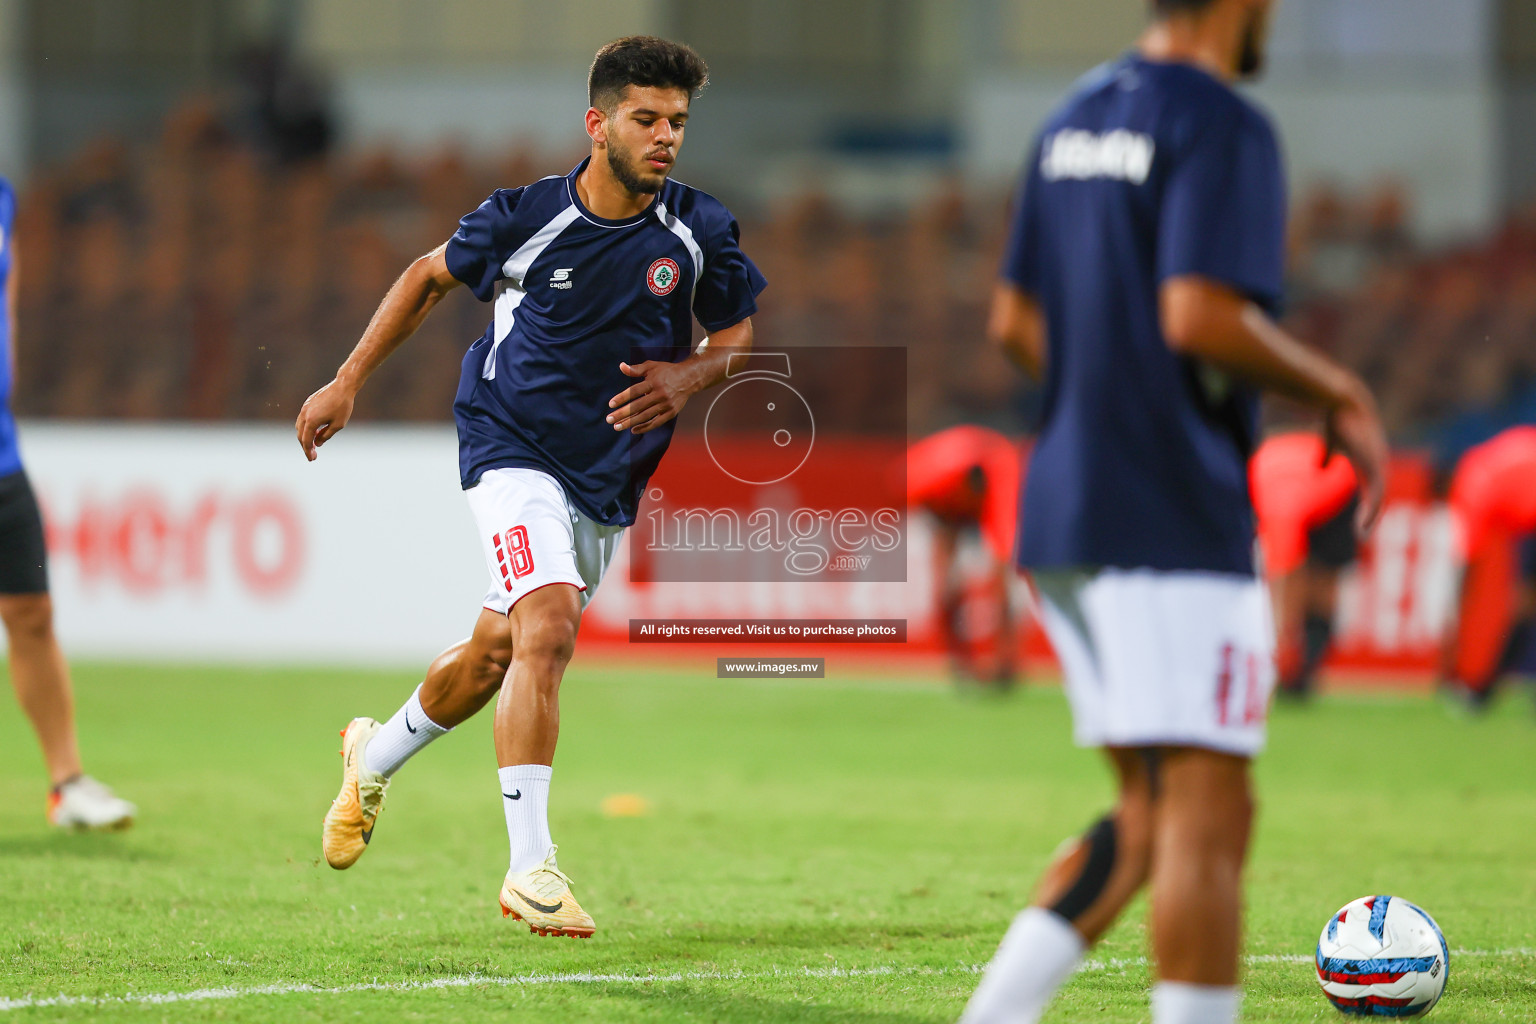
1305;496;1360;571
0;469;50;594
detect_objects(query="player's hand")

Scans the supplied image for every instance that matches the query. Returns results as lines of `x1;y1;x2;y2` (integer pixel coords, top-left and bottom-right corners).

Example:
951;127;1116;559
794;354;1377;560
607;360;694;435
1323;382;1390;539
295;379;357;462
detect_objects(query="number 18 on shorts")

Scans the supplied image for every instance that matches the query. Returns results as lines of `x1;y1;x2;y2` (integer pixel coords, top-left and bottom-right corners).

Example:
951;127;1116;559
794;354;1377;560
468;468;625;616
494;525;536;587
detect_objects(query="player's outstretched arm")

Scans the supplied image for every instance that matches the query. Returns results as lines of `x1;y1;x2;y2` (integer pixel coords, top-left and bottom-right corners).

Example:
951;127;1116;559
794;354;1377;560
607;317;754;435
1161;275;1389;535
987;282;1045;378
295;244;462;461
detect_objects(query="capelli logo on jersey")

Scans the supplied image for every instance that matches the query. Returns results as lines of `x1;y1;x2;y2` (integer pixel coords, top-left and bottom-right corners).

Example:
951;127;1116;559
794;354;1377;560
549;268;573;290
1040;128;1155;185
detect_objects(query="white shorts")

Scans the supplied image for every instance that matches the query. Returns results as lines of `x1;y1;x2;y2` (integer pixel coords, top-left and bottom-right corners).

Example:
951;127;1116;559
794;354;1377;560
466;468;625;616
1030;568;1276;757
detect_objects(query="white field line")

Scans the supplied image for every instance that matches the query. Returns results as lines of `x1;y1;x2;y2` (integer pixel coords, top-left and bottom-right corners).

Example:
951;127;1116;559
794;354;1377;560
1;948;1530;1013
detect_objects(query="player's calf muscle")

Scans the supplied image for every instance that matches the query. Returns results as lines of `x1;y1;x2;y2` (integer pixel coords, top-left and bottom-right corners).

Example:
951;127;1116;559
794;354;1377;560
1035;801;1152;942
419;641;505;727
0;593;55;643
1147;752;1253;983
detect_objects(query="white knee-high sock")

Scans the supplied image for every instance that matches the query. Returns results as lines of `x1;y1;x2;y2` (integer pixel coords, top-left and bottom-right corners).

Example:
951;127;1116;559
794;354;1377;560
1151;982;1240;1024
499;764;553;874
363;685;450;777
960;907;1086;1024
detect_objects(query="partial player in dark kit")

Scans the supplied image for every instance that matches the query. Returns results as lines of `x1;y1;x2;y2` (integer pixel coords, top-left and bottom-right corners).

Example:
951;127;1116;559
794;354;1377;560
962;1;1388;1021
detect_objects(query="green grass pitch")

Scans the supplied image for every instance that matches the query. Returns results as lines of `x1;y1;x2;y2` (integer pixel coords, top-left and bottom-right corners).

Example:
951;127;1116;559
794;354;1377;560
0;659;1532;1022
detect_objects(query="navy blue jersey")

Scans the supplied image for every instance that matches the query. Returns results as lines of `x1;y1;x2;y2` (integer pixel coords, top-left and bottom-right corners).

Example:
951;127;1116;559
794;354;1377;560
0;178;20;478
1004;54;1286;577
446;159;766;526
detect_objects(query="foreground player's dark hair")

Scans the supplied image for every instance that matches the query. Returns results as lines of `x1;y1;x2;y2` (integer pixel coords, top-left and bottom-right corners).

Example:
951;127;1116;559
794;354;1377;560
1153;0;1220;13
589;36;709;112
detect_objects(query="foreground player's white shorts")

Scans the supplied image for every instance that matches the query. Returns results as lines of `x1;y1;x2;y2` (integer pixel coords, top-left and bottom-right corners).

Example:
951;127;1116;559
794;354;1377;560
1030;568;1276;757
466;468;625;615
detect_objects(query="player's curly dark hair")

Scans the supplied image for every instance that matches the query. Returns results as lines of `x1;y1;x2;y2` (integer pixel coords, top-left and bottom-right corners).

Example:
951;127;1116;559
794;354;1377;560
1153;0;1220;12
588;36;709;112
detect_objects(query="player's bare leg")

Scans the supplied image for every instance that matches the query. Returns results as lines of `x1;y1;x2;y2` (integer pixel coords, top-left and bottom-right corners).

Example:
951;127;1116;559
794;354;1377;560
419;608;514;727
2;592;136;828
323;609;511;868
1031;747;1156;941
961;747;1156;1023
1268;568;1302;685
990;562;1020;688
496;583;579;766
931;524;973;682
494;582;593;936
1280;566;1340;698
1148;747;1253;1020
1;593;81;786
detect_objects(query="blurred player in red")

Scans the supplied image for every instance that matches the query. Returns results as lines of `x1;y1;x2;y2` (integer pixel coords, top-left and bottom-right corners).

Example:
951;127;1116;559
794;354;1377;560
1250;431;1359;699
907;426;1023;686
1443;426;1536;709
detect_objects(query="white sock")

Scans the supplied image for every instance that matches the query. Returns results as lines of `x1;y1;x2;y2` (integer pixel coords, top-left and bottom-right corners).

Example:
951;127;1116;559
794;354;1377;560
960;907;1085;1024
363;685;450;777
499;764;553;874
1151;982;1240;1024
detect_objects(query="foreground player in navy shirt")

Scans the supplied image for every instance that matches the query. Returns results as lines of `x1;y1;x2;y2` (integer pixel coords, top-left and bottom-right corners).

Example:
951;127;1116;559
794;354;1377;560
296;37;764;939
960;2;1388;1023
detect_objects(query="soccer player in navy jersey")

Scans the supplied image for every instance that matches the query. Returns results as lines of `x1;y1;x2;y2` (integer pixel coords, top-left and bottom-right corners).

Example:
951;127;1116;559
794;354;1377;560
959;2;1389;1022
295;37;765;938
0;178;136;830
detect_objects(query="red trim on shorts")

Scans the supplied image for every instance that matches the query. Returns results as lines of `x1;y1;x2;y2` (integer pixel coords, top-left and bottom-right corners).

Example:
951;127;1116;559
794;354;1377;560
484;580;587;617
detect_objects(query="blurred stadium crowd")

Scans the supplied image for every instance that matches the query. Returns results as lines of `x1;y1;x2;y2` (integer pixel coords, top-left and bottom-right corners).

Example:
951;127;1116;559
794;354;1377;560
11;96;1536;453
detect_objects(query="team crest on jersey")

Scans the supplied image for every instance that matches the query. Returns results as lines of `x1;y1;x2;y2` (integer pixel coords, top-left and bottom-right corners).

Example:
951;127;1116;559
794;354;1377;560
646;258;680;296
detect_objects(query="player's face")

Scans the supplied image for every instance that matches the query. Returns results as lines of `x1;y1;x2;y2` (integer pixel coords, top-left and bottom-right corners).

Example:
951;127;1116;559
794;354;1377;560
599;86;691;196
1237;0;1274;79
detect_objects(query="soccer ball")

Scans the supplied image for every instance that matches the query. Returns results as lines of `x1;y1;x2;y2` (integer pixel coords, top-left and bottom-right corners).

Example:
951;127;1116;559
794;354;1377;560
1315;895;1449;1017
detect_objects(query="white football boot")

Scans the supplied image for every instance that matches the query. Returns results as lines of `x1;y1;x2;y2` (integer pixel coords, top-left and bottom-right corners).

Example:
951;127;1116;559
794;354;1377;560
48;775;136;830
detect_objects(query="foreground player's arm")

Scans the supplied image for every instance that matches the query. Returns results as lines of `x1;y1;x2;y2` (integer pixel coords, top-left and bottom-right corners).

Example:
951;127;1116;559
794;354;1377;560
988;283;1045;378
295;244;462;461
607;317;754;435
1161;276;1389;533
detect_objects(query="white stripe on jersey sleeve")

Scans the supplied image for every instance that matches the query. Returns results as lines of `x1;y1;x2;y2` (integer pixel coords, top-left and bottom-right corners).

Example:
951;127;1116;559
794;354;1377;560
654;202;704;304
484;204;584;380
